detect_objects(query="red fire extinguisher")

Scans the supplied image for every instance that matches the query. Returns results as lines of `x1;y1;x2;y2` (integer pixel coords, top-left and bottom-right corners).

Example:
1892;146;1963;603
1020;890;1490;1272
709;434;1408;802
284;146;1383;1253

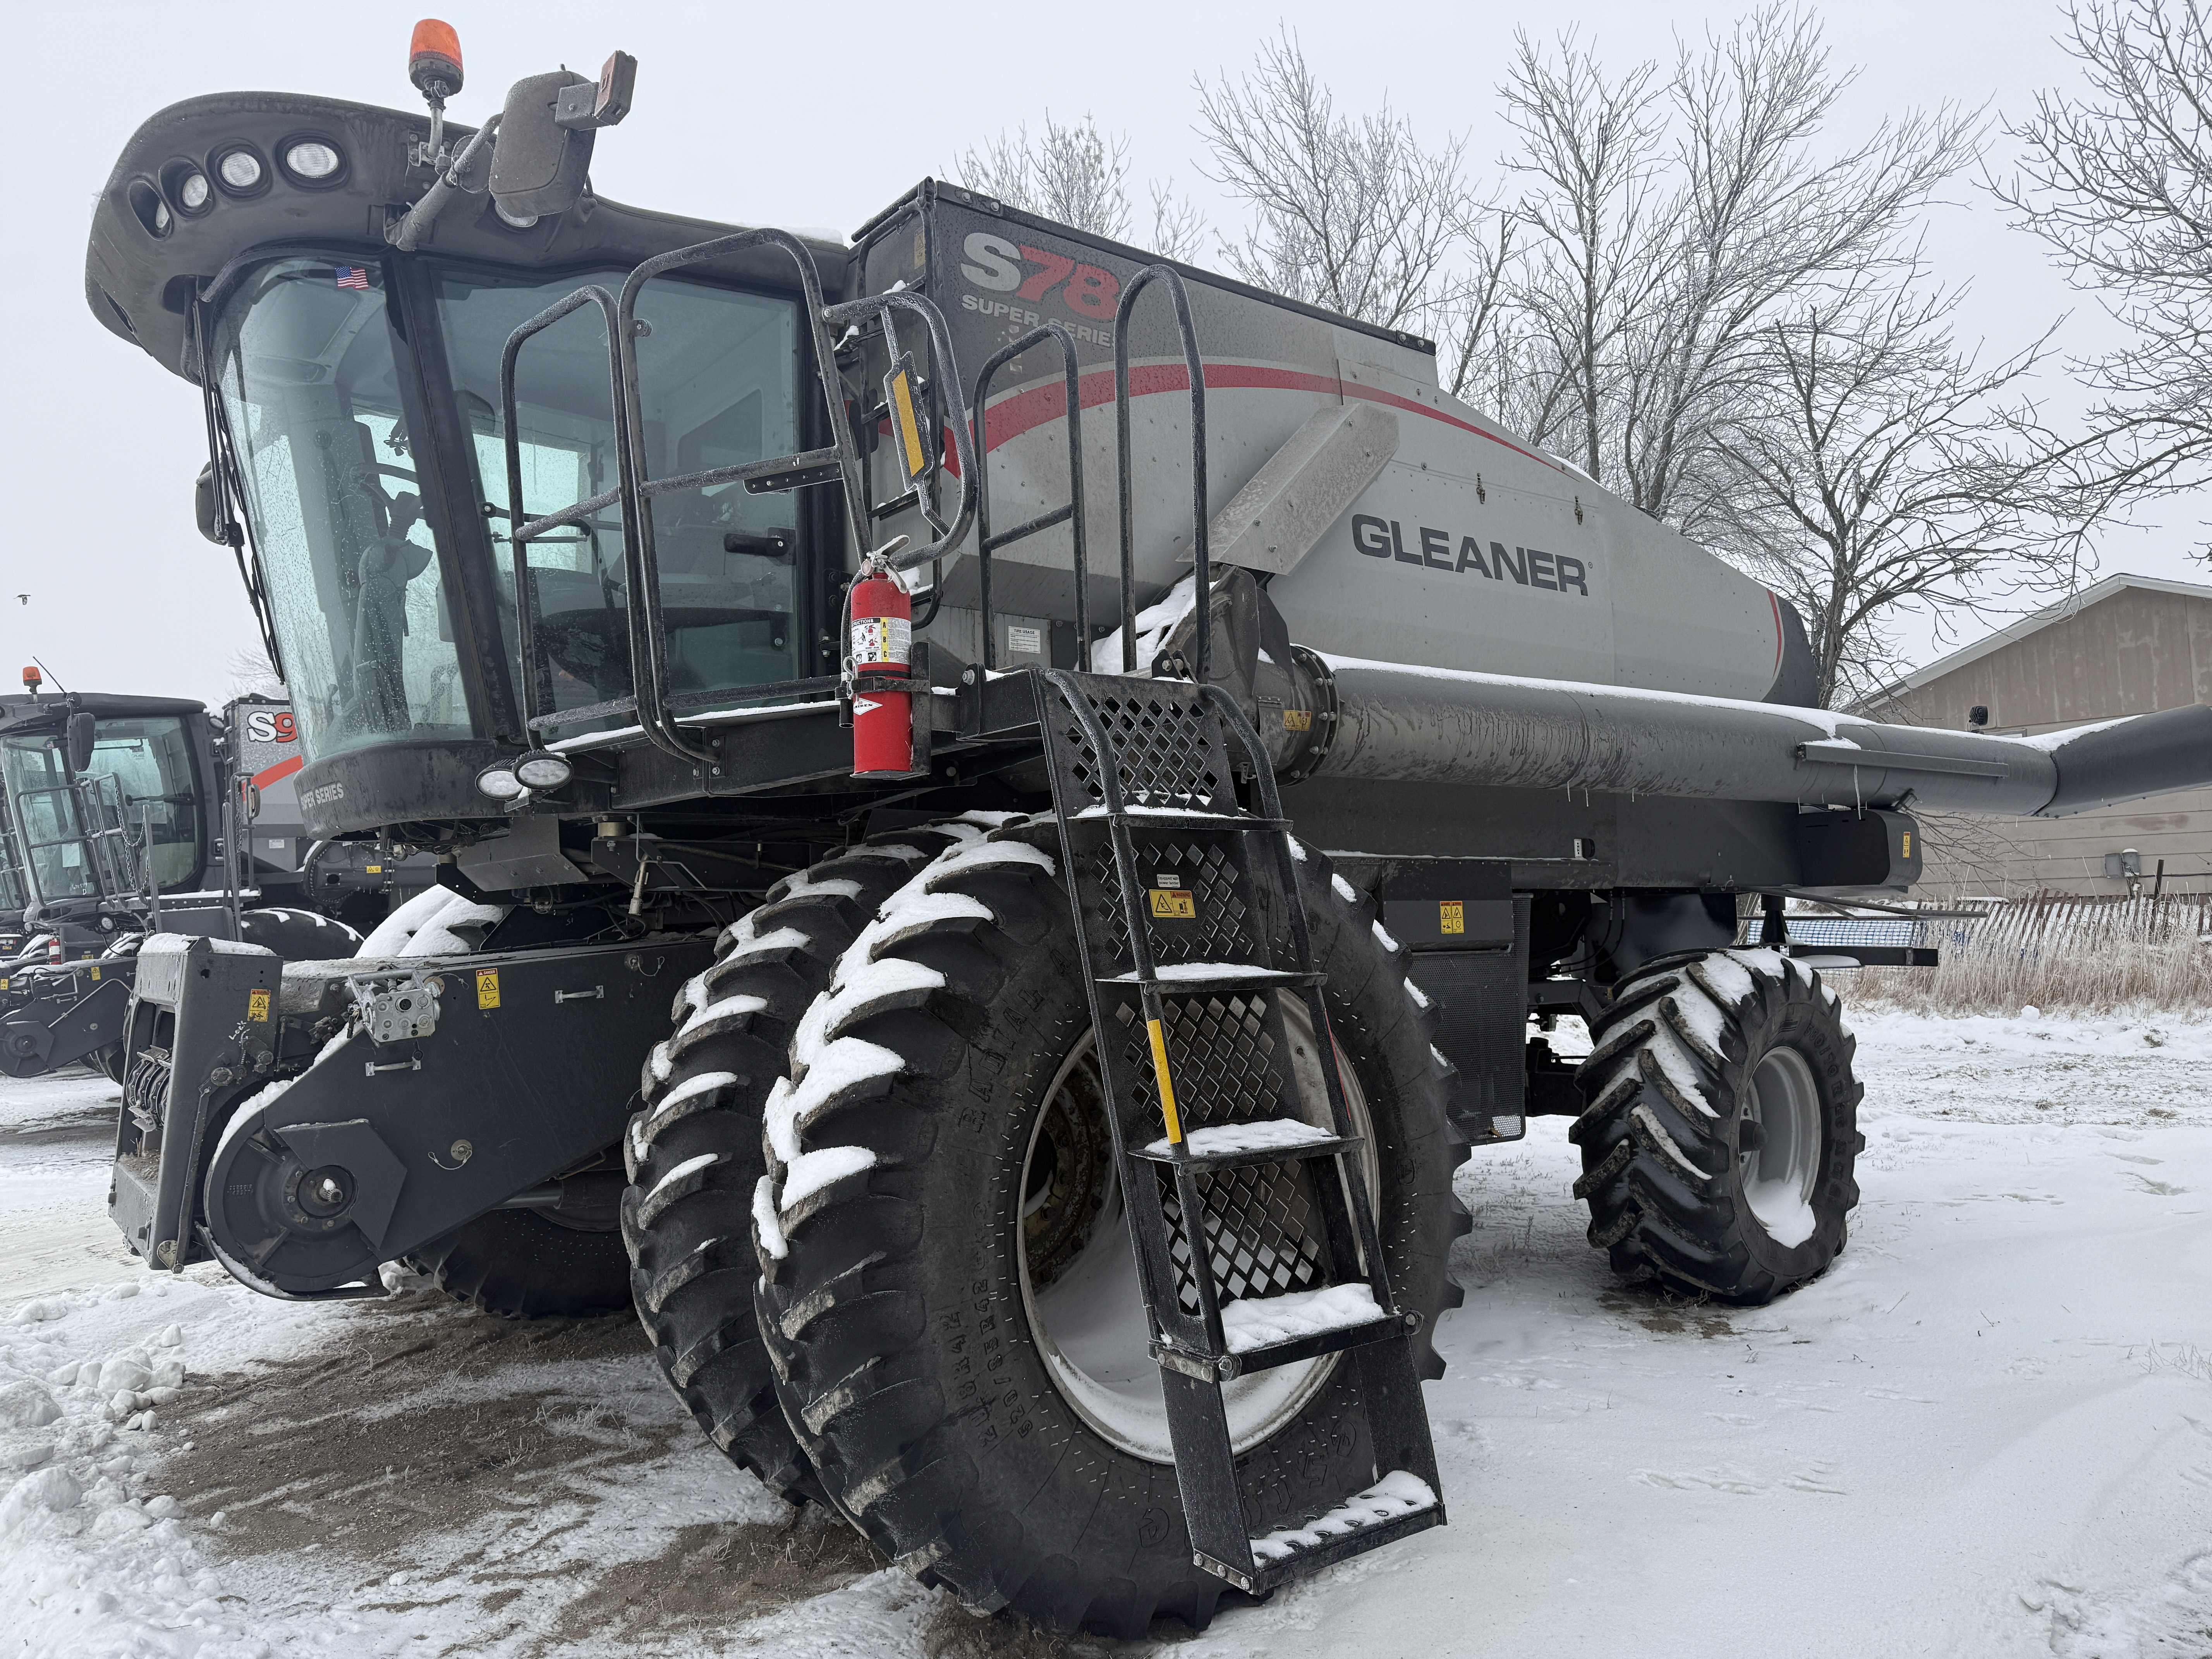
848;551;914;779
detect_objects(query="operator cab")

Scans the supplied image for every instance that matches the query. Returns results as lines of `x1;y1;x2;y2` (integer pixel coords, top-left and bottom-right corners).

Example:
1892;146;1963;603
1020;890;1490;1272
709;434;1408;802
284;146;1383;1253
0;687;213;946
88;68;856;838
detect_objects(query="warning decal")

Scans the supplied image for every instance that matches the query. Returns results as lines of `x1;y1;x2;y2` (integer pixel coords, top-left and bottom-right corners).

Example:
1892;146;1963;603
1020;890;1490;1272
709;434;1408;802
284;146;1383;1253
247;989;271;1022
476;969;501;1010
1439;901;1465;935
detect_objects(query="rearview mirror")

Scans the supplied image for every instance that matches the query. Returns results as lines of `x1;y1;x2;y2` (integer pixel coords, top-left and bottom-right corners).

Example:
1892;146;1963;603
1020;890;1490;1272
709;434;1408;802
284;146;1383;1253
493;51;632;224
195;463;222;543
489;51;634;222
65;711;96;774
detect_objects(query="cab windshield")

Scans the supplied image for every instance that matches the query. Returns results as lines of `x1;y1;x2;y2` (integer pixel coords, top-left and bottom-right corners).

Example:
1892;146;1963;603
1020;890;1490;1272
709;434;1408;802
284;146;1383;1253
213;254;804;756
213;258;456;758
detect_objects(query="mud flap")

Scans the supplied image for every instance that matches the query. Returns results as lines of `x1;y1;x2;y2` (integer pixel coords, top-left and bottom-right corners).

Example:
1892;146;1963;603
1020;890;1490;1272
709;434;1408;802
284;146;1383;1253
1383;866;1529;1144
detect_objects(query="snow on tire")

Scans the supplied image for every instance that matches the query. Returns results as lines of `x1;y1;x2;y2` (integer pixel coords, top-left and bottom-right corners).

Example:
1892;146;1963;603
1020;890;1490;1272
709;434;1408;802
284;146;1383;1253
1571;946;1865;1304
620;819;999;1504
750;819;1467;1637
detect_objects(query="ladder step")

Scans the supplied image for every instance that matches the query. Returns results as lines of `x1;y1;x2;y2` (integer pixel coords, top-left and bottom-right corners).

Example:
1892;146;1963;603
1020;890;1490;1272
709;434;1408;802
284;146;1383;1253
1197;1472;1444;1592
1097;963;1322;993
1133;1117;1358;1172
1072;805;1291;833
1218;1283;1407;1374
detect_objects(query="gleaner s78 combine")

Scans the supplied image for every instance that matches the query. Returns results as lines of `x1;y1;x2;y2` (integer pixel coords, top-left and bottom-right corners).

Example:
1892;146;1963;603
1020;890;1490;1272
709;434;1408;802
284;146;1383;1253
82;24;2212;1634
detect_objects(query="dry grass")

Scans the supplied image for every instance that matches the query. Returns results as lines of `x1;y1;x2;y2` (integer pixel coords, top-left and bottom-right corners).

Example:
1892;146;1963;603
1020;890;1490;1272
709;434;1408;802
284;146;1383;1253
1844;893;2212;1015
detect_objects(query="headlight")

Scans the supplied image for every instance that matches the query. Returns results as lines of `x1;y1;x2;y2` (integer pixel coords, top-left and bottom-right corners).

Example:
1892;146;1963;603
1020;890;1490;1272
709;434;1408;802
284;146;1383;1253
284;140;342;180
473;764;525;801
513;750;573;790
178;173;210;210
153;199;171;234
218;149;264;192
494;201;539;230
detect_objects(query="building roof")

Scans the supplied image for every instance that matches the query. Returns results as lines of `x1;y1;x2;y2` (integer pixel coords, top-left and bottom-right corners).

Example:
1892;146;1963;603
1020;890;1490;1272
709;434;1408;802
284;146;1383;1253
1864;571;2212;708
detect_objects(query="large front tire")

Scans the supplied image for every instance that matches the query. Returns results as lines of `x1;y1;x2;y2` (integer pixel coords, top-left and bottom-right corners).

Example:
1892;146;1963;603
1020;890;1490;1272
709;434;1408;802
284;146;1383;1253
1571;947;1863;1304
752;824;1467;1637
620;825;983;1502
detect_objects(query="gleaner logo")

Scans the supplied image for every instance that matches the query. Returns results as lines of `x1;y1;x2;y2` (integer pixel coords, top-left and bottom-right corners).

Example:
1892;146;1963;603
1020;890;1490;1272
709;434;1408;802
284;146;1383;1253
1352;514;1590;596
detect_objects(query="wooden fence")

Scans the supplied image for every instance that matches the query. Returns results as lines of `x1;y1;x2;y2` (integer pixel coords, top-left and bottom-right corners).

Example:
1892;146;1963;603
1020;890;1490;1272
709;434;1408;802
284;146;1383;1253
1842;891;2212;1013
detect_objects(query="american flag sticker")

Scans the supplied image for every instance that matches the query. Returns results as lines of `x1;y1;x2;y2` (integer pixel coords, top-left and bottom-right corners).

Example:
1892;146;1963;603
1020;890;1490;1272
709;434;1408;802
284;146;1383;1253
334;266;369;290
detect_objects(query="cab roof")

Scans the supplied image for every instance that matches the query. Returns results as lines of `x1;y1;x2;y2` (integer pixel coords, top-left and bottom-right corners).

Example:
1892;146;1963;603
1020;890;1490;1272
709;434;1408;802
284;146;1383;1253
86;90;859;384
0;692;207;735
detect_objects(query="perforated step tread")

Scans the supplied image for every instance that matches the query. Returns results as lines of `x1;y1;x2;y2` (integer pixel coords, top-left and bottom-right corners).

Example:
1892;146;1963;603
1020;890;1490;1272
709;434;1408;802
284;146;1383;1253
1199;1471;1444;1592
1132;1116;1357;1172
1070;806;1293;833
1096;963;1323;993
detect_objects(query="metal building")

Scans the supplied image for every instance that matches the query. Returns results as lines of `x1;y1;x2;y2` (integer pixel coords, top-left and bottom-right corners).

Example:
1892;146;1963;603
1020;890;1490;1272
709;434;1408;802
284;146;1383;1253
1860;572;2212;896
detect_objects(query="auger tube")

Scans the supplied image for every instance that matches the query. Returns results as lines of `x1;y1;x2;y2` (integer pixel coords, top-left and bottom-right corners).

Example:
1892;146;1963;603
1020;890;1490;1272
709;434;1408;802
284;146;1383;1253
1303;654;2211;819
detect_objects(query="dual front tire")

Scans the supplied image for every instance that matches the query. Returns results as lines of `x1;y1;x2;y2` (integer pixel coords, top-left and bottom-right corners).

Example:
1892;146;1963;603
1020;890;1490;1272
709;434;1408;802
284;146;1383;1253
618;851;1863;1633
627;818;1467;1634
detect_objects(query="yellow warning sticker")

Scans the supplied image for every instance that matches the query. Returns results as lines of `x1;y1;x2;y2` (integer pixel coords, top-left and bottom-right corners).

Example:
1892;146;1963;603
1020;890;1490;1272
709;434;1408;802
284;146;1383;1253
366;864;383;874
1149;889;1196;920
1900;831;1912;858
89;965;101;981
1439;901;1465;935
476;968;501;1010
1282;708;1312;732
247;989;271;1022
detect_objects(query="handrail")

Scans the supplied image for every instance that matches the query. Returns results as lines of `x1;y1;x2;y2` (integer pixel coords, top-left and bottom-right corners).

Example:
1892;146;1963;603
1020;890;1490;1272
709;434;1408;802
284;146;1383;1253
497;285;628;745
1111;265;1211;679
817;290;981;573
970;321;1088;671
613;230;866;764
497;231;982;765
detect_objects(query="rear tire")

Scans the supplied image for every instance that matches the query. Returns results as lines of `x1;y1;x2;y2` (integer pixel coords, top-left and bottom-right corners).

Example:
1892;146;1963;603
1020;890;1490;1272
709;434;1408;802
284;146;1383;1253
1571;947;1863;1304
405;1208;631;1319
752;823;1467;1636
620;824;985;1503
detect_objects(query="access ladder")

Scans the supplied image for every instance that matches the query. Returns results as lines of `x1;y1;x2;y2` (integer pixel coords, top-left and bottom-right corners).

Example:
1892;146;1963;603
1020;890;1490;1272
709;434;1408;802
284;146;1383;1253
1033;664;1446;1590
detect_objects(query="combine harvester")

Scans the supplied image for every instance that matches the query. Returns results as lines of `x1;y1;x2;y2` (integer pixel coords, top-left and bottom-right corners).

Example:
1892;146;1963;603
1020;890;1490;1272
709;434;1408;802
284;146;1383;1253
0;678;357;1079
79;21;2212;1633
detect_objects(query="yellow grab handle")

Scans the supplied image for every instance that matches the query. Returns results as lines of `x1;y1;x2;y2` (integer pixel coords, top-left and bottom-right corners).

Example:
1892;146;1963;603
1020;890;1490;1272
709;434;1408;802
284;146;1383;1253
1146;1017;1183;1146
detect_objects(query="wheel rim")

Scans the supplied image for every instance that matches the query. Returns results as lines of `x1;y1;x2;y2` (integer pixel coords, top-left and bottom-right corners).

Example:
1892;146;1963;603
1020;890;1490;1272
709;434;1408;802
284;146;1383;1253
1740;1044;1822;1247
1017;995;1374;1463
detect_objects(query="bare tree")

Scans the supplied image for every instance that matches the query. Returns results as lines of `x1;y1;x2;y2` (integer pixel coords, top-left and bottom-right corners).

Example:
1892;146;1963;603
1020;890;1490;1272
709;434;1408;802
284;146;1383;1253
228;643;283;699
1195;30;1487;357
1996;0;2212;553
1145;181;1209;266
1625;8;1982;534
958;111;1206;261
1497;5;1981;538
1709;279;2066;707
1496;29;1667;478
961;112;1132;237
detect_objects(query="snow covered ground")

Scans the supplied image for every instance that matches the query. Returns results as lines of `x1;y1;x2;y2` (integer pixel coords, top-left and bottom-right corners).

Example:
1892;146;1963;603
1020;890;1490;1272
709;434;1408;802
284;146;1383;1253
2;1005;2207;1658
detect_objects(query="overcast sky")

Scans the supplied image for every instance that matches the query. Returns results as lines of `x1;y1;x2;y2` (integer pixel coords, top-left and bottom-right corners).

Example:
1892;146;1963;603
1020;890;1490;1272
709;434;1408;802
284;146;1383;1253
7;0;2204;709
